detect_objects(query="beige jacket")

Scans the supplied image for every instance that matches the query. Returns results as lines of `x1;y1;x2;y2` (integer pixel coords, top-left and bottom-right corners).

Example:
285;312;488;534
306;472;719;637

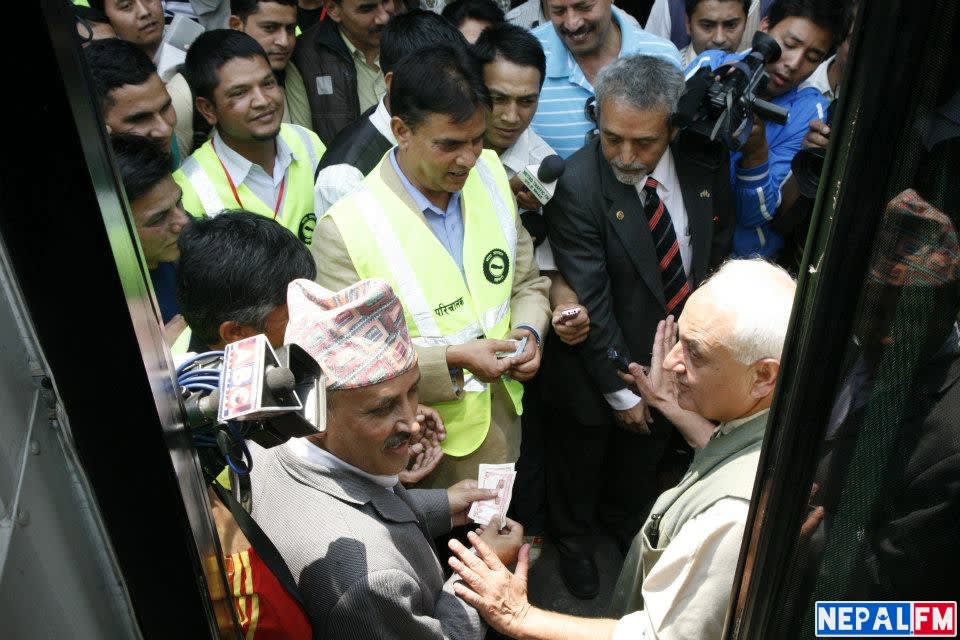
311;153;551;406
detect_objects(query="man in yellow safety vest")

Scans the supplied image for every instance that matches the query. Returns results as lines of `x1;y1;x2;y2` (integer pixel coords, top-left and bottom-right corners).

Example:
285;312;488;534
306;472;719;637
313;43;551;487
173;29;325;244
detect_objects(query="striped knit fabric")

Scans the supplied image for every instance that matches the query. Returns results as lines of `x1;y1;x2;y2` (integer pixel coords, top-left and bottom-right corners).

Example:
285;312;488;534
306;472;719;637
644;177;689;314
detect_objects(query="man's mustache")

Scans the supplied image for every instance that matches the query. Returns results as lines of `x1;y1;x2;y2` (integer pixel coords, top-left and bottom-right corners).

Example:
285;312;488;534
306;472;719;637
612;161;649;173
559;26;592;38
383;431;412;449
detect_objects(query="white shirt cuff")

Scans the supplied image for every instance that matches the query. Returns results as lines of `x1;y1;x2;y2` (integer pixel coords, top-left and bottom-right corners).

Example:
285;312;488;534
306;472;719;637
613;610;654;640
605;388;642;410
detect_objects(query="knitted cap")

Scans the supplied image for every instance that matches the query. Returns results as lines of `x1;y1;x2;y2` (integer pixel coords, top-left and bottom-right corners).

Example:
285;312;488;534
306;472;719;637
868;189;960;287
284;279;417;390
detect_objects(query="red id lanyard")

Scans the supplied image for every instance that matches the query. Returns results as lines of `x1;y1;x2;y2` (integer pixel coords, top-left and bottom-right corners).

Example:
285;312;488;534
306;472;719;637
211;138;286;220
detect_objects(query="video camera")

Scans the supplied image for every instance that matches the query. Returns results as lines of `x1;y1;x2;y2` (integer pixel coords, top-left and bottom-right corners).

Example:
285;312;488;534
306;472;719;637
677;31;791;150
177;334;327;481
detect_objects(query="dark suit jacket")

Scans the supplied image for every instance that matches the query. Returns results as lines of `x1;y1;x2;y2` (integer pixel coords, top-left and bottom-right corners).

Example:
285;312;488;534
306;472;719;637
316;103;391;178
542;134;734;425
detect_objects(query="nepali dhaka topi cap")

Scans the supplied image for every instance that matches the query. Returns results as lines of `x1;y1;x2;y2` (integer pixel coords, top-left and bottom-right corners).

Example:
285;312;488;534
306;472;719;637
284;278;418;390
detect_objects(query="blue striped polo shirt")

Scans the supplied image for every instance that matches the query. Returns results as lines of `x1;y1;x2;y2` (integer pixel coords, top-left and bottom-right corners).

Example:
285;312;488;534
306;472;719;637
530;7;682;158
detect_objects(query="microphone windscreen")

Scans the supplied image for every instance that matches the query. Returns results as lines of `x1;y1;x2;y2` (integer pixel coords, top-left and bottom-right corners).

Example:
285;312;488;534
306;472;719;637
674;67;714;128
537;154;565;182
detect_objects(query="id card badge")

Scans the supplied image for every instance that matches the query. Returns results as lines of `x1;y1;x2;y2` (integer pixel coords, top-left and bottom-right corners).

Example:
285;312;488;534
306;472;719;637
315;75;334;96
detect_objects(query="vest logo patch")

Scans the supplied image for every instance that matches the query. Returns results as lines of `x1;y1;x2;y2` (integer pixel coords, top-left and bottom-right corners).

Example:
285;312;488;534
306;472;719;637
299;213;316;245
483;249;510;285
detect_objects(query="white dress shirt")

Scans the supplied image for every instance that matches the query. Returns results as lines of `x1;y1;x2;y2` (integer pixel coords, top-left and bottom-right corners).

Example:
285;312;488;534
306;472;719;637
498;128;559;272
612;409;768;639
314;98;397;216
799;54;837;100
211;128;295;212
505;0;546;29
613;498;749;639
605;148;691;411
285;437;399;490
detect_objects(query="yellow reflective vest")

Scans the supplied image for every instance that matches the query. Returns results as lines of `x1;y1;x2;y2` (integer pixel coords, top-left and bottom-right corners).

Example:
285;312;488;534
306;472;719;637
173;124;325;244
327;150;524;456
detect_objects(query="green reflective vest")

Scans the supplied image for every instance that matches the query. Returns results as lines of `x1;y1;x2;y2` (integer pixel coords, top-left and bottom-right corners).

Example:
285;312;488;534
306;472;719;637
173;124;325;244
328;150;523;456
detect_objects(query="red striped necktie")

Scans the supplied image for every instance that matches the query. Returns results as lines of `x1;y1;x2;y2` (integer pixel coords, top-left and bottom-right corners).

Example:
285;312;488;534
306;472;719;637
643;177;690;314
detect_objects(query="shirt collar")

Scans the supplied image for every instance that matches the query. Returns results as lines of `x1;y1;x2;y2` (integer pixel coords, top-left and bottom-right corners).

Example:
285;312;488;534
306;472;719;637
340;28;378;66
370;98;397;144
211;128;295;185
633;147;676;197
800;54;836;99
716;408;771;438
389;148;462;217
499;128;535;175
534;6;635;82
541;6;632;82
286;437;398;489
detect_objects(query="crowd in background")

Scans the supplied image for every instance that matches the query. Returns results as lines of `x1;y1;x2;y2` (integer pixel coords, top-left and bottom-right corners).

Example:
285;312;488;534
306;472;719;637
73;0;890;638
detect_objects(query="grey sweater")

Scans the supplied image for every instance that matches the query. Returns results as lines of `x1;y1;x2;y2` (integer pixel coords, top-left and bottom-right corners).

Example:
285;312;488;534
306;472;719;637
249;442;484;640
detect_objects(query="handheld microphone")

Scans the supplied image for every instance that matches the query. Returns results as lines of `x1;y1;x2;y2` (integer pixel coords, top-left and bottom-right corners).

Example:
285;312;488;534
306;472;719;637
518;154;566;206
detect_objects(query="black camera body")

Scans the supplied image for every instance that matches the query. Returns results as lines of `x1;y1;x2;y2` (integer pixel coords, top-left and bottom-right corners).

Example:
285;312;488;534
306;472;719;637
677;31;791;150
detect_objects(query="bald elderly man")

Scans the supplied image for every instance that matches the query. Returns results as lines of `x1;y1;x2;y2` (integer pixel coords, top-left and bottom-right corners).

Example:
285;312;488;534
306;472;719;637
447;258;796;640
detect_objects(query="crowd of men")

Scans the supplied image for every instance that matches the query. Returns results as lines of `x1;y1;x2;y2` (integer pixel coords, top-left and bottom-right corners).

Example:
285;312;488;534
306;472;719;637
78;0;856;637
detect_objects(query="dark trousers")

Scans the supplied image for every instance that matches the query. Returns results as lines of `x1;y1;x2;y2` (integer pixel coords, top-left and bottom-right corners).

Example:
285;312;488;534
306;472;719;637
545;405;684;556
508;376;547;535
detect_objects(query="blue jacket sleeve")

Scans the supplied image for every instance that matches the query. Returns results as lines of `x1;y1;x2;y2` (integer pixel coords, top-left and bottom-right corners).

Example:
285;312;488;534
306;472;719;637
732;92;829;228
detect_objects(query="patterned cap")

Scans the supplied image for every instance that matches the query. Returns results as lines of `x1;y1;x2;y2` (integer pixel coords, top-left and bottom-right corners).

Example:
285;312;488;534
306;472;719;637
868;189;960;287
284;279;417;390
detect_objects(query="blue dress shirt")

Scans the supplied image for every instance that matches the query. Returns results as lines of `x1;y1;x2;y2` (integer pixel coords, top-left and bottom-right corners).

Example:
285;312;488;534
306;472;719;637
390;150;465;273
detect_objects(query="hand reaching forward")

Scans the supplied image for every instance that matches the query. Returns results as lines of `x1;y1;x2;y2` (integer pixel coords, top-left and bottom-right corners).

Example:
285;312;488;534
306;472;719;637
448;530;532;637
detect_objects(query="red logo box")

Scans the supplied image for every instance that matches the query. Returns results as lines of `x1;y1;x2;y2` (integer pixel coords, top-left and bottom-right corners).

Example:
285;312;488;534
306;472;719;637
913;602;957;636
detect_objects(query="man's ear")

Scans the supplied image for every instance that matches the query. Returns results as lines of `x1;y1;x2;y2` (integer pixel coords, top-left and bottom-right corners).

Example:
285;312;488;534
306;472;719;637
751;358;780;400
759;16;770;33
685;15;693;37
384;71;393;94
227;15;244;30
391;115;411;149
195;96;219;127
219;320;257;346
325;0;342;23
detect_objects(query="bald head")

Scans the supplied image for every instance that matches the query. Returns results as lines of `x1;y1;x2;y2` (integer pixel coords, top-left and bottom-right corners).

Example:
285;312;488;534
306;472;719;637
698;258;797;363
664;259;796;422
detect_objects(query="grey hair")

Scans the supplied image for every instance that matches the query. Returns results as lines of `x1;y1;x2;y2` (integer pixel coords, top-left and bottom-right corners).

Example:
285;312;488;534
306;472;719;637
700;258;797;364
594;55;685;116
